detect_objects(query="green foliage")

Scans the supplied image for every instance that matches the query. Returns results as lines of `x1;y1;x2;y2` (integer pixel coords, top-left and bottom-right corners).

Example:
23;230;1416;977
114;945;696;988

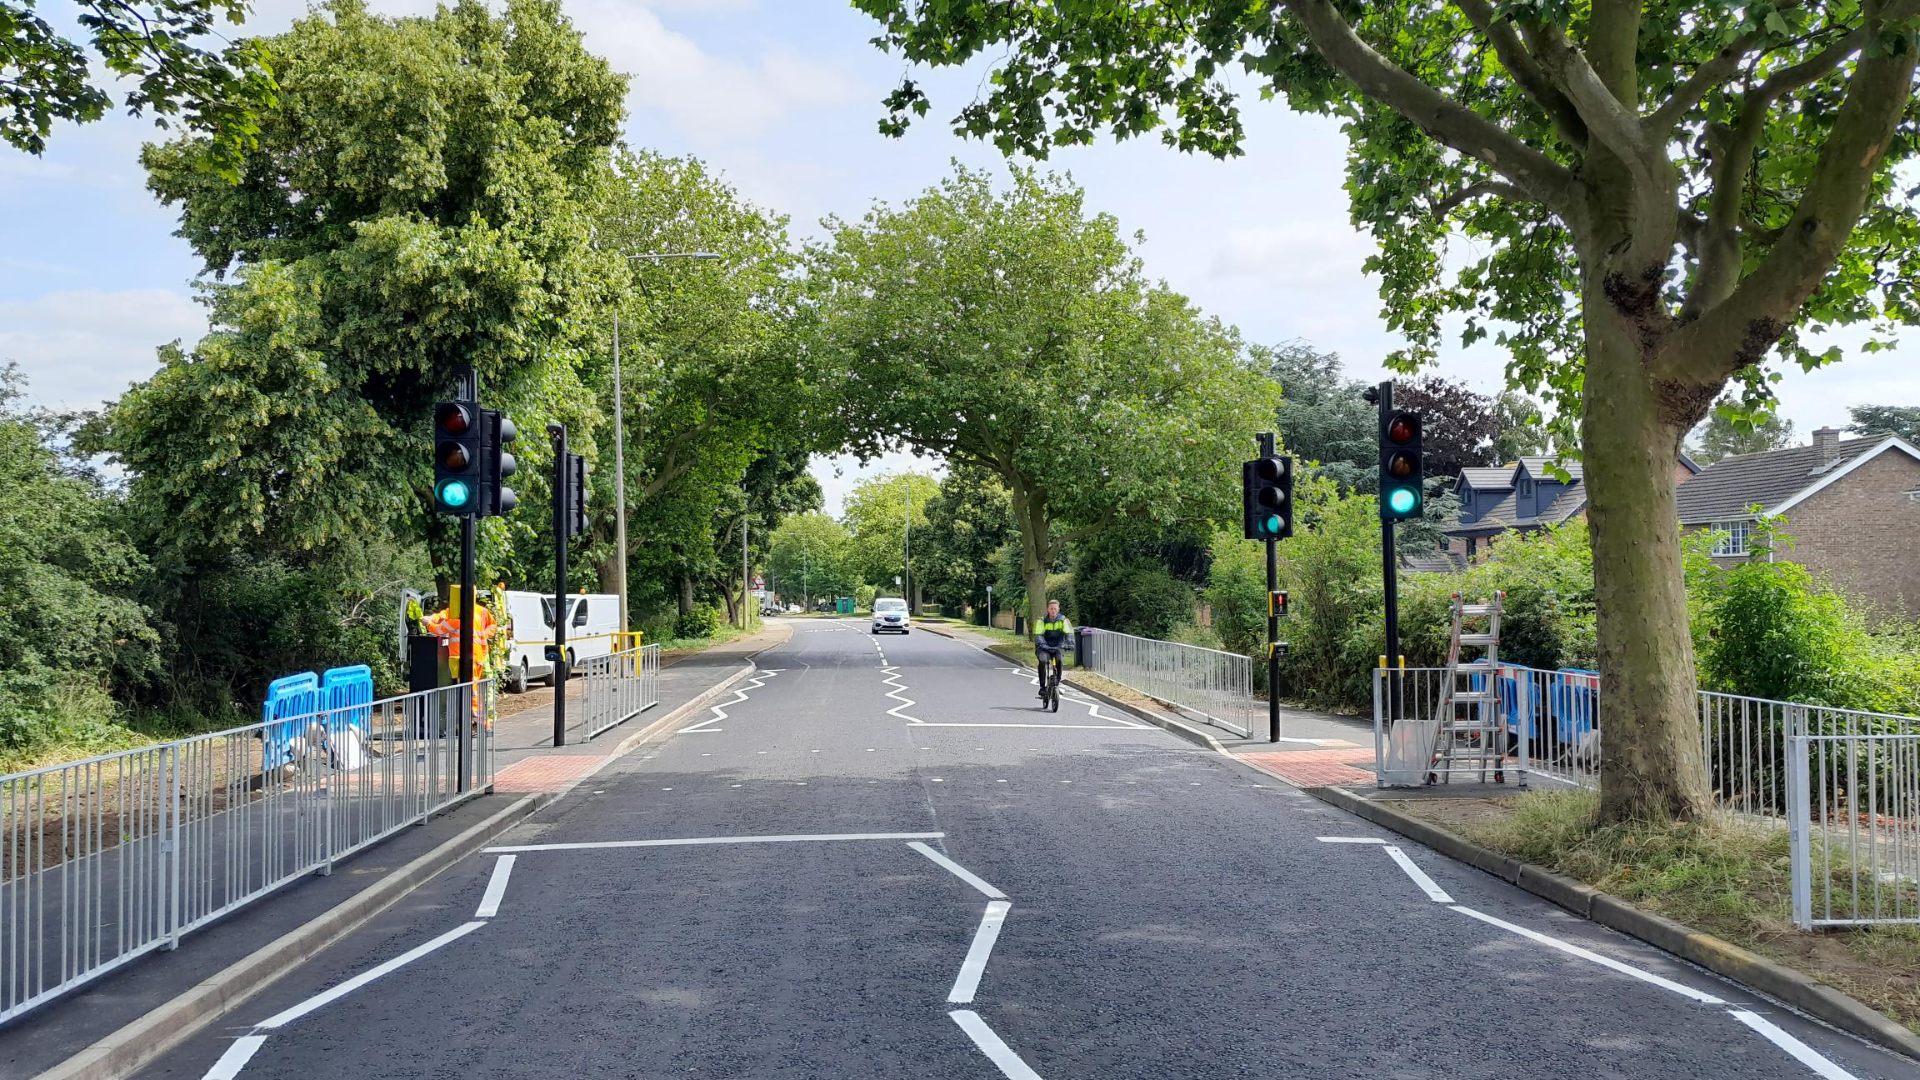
1257;340;1377;493
1690;396;1796;464
1697;520;1919;714
0;366;160;751
809;163;1281;621
1847;405;1920;444
768;512;860;605
916;464;1015;610
673;604;722;640
106;0;625;566
854;584;877;612
840;470;939;590
1;0;276;176
1072;520;1208;638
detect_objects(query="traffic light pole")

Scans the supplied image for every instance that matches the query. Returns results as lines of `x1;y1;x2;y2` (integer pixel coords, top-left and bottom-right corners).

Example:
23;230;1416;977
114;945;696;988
455;366;476;794
1259;432;1280;744
551;423;570;748
1372;380;1403;727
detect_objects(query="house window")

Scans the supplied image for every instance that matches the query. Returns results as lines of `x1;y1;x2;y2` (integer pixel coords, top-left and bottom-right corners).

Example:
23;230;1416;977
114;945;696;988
1518;476;1534;500
1710;521;1751;557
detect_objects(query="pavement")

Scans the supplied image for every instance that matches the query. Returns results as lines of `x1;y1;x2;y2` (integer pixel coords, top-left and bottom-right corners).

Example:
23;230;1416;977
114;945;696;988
114;618;1916;1079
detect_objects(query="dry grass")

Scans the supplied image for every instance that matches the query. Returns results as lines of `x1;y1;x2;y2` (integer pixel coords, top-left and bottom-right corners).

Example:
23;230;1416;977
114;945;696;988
1399;790;1920;1033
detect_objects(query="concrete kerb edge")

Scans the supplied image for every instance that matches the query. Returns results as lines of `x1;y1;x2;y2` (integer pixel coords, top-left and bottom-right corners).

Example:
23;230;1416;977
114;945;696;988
1300;782;1920;1064
32;791;553;1080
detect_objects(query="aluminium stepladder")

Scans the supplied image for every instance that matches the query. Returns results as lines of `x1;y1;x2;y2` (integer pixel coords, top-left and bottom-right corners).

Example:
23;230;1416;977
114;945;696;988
1425;591;1524;787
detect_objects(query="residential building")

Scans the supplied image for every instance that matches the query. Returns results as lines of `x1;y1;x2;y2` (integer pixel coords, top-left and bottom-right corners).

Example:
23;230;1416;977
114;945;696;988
1675;427;1920;614
1443;454;1701;561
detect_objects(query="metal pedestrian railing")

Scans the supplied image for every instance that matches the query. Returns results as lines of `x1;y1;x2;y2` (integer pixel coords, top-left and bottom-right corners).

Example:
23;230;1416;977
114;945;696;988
1789;732;1920;928
1;680;494;1025
1080;628;1257;738
1372;664;1920;928
571;644;662;742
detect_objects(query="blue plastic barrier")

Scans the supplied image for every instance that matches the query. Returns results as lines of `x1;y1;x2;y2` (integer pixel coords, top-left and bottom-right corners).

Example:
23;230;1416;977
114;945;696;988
261;672;320;771
321;666;374;733
1549;668;1600;745
1497;664;1539;741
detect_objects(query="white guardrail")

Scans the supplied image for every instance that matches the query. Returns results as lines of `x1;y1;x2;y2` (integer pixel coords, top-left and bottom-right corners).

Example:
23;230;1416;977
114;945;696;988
1080;628;1257;738
1;680;495;1024
1373;664;1920;928
571;644;662;742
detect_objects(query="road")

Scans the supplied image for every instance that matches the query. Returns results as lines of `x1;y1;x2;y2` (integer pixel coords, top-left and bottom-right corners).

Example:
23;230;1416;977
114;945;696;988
135;619;1914;1079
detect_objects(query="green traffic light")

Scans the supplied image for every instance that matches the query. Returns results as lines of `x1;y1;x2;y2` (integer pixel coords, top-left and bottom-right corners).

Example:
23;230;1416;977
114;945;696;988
437;479;472;509
1386;486;1419;515
1262;514;1283;535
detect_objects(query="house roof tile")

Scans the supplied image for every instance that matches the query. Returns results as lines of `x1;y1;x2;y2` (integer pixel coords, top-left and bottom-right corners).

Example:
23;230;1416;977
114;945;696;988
1674;437;1887;522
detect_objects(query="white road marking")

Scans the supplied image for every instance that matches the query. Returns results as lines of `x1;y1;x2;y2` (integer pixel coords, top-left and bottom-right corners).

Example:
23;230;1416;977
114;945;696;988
908;841;1007;899
999;666;1149;729
910;723;1144;729
1316;837;1389;844
256;921;487;1030
679;667;780;734
201;1035;267;1080
474;855;516;918
1728;1010;1860;1080
1383;846;1454;902
487;832;945;853
1450;905;1725;1004
880;665;922;723
949;1010;1045;1080
948;900;1013;1003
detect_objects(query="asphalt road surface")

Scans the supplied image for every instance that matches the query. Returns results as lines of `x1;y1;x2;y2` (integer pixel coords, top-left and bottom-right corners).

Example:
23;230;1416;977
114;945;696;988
134;619;1917;1079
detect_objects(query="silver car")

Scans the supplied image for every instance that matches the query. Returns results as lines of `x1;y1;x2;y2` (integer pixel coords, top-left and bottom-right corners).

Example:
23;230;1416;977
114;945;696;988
871;597;910;634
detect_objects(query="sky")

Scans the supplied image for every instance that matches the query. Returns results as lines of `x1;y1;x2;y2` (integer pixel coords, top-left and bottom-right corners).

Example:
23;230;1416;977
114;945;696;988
4;0;1917;515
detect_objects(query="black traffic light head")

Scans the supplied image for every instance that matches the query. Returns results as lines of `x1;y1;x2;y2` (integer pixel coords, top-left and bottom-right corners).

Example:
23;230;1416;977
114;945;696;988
1379;409;1423;521
433;401;483;515
483;409;519;516
1241;454;1294;540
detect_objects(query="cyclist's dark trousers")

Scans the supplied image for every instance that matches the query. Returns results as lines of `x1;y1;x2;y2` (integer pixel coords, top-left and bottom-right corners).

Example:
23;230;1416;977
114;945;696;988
1035;647;1062;686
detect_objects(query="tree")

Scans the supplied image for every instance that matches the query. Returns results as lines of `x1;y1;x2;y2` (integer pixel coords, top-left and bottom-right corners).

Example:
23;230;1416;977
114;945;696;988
855;1;1920;823
811;165;1282;623
0;365;159;749
1258;340;1377;492
768;512;859;608
701;443;820;626
916;464;1015;611
1395;376;1506;478
1492;391;1550;463
1847;404;1920;444
588;149;818;619
101;0;625;582
840;471;940;608
1690;396;1796;463
2;0;275;176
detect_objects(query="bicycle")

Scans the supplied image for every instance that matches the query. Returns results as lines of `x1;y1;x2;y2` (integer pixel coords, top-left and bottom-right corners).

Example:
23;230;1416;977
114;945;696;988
1036;649;1064;712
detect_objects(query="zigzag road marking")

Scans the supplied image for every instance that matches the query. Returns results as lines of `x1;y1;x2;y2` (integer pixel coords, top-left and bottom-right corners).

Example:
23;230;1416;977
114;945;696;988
679;667;780;734
881;665;922;723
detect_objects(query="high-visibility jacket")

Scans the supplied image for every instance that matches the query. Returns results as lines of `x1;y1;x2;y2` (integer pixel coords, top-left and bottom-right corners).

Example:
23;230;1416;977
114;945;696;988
1034;614;1072;649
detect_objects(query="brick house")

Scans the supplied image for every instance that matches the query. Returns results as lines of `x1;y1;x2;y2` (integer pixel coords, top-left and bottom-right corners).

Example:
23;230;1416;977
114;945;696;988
1442;454;1702;561
1675;427;1920;615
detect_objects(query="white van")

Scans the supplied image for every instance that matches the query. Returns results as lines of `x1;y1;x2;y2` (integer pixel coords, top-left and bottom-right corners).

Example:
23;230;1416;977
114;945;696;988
500;590;621;692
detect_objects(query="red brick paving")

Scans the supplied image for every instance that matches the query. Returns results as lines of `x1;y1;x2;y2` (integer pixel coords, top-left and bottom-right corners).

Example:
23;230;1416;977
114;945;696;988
1239;747;1376;787
494;755;603;793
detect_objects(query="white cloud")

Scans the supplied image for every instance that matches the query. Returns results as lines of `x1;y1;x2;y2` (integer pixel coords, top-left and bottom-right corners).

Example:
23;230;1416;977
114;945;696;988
1207;221;1379;290
569;1;860;143
0;289;207;410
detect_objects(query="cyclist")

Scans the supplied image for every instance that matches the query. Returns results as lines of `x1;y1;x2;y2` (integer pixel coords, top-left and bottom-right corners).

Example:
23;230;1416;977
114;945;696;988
1033;599;1072;699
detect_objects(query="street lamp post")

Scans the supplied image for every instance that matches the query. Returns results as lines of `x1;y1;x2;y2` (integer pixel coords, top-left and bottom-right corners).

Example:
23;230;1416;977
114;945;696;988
902;477;912;614
607;250;721;640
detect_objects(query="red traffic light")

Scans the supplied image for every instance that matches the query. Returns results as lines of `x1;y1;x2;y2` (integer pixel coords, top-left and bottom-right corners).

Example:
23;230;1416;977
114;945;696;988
1254;457;1283;482
436;402;473;436
1387;413;1417;444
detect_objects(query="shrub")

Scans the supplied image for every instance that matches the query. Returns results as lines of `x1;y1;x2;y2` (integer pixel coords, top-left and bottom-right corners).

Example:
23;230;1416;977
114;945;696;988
1075;558;1195;638
674;605;722;640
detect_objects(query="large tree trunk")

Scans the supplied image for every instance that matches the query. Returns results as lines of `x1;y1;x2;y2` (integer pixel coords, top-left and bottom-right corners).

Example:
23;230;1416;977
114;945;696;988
678;573;695;616
1005;472;1052;627
1582;311;1712;823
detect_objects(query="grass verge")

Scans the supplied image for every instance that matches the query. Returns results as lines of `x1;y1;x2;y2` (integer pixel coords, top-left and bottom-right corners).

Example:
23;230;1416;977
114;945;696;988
1398;789;1920;1034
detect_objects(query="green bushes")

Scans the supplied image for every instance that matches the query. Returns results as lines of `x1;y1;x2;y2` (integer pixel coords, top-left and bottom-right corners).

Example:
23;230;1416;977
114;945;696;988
674;605;724;640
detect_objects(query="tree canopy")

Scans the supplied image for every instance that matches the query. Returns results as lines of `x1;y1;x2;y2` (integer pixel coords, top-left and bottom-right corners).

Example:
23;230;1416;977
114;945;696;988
767;512;860;606
97;0;624;571
915;464;1015;611
2;0;276;175
809;165;1281;620
853;0;1920;823
840;471;940;603
1847;404;1920;443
